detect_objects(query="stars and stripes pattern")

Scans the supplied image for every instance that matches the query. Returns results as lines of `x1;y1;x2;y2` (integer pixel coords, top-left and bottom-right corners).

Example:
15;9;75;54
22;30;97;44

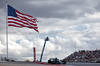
8;5;39;32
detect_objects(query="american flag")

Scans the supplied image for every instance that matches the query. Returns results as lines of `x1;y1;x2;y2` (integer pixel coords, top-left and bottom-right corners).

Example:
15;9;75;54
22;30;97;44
8;5;39;32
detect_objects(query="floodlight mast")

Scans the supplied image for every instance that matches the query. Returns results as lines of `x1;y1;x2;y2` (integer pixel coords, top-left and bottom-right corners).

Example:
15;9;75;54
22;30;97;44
40;37;49;62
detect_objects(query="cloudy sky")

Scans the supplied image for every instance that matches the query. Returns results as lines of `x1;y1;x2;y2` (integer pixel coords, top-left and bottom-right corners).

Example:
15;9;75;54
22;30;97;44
0;0;100;61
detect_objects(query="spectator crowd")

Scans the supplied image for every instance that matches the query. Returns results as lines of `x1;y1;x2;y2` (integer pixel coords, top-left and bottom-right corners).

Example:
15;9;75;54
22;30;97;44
64;49;100;63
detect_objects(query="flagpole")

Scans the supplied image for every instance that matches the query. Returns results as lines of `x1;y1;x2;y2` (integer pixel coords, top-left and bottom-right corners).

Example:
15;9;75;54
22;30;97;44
6;0;8;60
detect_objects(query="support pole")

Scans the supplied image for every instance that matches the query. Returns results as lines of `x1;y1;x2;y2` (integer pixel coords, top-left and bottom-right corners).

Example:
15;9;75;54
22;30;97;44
40;37;49;62
6;0;8;60
33;47;36;62
40;40;46;62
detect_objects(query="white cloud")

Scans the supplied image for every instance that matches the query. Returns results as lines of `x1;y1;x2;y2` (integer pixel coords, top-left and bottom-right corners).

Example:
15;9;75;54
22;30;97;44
0;41;6;54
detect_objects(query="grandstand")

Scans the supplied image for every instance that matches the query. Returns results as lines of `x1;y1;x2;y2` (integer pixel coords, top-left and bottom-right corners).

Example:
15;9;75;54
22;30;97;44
64;49;100;63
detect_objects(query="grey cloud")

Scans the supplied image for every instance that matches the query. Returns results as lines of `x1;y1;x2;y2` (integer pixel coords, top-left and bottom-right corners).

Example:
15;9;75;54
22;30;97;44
7;0;98;19
95;0;100;11
0;0;5;9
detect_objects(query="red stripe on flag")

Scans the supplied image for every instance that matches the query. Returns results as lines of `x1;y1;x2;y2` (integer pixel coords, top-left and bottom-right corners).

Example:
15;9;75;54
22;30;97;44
8;24;23;28
16;10;33;18
8;18;37;26
28;26;38;29
8;21;26;27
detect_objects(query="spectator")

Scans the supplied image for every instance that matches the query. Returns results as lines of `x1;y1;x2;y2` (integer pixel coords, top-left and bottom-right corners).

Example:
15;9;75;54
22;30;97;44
64;49;100;63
